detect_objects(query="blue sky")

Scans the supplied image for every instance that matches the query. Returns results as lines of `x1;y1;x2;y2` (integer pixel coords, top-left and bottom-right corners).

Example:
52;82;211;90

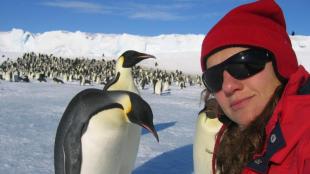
1;0;309;36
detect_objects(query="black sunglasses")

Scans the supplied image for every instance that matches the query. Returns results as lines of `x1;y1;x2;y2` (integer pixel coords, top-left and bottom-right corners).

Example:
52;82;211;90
202;48;273;93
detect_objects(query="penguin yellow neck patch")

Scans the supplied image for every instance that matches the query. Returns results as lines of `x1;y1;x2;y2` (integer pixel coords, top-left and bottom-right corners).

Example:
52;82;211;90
117;95;132;122
116;56;124;71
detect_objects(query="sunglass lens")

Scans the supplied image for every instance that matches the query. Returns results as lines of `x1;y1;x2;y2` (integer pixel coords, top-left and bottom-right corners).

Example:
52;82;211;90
203;62;267;92
227;63;265;79
203;69;223;93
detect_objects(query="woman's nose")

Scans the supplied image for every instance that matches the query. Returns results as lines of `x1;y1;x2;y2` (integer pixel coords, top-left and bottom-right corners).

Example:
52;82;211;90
221;71;243;96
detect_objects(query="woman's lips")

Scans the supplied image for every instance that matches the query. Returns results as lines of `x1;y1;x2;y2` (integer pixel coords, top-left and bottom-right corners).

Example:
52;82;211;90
230;96;254;110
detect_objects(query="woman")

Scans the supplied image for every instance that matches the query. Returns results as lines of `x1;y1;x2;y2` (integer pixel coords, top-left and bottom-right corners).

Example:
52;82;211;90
200;0;310;174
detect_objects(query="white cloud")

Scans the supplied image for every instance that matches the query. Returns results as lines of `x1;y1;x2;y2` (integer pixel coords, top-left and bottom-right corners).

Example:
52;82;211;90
41;1;109;14
130;11;183;21
41;1;218;21
124;2;190;21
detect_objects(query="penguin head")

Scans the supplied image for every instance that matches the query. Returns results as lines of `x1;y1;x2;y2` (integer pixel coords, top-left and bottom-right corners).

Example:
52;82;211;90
126;92;159;142
119;50;155;68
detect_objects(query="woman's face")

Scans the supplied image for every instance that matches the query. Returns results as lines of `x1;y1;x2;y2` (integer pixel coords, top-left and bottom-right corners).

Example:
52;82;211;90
206;47;281;129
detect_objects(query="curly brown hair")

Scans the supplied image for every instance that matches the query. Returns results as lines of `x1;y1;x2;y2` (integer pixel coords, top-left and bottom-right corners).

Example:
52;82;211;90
202;85;284;174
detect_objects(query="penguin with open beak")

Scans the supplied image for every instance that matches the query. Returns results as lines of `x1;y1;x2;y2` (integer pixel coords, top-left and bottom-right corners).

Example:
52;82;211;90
54;89;158;174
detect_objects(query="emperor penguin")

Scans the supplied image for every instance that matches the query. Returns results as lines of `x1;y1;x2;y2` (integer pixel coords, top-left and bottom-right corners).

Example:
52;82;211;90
54;89;159;174
103;50;156;174
4;71;12;81
193;98;223;174
162;80;170;92
103;50;155;93
154;79;163;95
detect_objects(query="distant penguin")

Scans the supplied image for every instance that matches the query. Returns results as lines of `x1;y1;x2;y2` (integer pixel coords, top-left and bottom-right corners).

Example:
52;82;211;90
154;79;163;95
103;50;156;174
21;75;30;82
179;80;186;89
68;74;73;82
53;77;64;84
104;50;155;93
38;73;47;82
54;89;159;174
63;73;68;82
140;77;148;90
193;99;223;174
80;76;85;86
162;80;170;92
34;73;41;80
84;79;92;85
291;31;295;36
152;78;158;94
12;70;20;82
95;75;101;85
80;75;92;86
4;71;12;81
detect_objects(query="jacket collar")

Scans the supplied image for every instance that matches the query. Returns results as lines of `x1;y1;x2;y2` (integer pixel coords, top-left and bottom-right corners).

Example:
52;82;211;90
246;66;310;173
266;66;309;138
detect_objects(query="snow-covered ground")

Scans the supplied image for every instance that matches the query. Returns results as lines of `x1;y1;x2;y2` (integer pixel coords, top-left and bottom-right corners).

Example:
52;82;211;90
0;80;202;174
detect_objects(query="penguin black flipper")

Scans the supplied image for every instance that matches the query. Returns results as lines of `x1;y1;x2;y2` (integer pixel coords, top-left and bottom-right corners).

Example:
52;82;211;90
103;72;120;91
54;88;124;174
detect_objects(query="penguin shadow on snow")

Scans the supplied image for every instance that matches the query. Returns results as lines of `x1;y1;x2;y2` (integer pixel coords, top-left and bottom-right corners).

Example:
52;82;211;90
133;144;193;174
141;121;176;135
160;90;171;96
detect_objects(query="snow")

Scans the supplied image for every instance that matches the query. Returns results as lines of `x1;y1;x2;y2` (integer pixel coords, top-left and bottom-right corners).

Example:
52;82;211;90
0;28;309;174
0;29;203;74
0;80;202;174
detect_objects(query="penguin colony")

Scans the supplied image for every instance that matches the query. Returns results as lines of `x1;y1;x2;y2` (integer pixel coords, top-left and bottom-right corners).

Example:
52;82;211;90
54;50;159;174
0;52;203;94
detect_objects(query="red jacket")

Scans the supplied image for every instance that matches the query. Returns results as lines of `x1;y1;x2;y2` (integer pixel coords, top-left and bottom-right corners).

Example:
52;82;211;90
215;66;310;174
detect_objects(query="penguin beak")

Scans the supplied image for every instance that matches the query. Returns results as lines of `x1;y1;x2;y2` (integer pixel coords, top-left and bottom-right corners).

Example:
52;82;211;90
126;109;159;142
122;52;156;68
126;91;159;142
137;53;156;60
140;123;159;142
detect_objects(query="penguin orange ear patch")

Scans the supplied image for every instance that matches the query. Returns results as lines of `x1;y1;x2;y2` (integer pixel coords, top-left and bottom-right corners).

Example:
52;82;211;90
120;94;132;115
123;102;132;123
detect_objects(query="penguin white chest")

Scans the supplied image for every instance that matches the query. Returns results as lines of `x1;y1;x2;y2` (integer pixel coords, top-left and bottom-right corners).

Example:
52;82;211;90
80;108;128;174
154;80;162;95
118;123;141;174
193;113;222;174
